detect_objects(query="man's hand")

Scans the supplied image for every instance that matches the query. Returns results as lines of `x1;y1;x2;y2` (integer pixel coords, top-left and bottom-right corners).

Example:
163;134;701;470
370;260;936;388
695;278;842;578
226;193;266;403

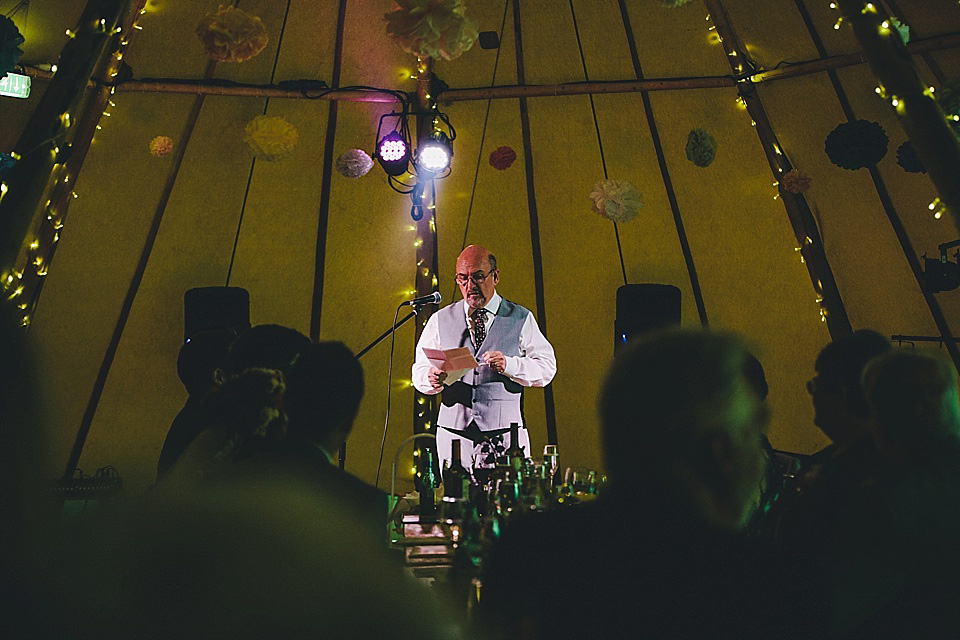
482;351;507;374
428;367;447;390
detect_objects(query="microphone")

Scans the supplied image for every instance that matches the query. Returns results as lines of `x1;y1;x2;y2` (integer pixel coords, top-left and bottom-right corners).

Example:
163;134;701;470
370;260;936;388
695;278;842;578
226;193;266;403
402;291;442;306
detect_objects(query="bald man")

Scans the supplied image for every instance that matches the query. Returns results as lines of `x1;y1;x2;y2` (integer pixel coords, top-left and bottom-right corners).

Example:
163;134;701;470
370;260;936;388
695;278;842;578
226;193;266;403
413;245;556;474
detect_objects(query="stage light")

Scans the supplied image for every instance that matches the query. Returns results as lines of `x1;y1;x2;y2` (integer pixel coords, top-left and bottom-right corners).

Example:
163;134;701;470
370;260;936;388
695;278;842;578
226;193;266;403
376;131;410;176
418;131;453;173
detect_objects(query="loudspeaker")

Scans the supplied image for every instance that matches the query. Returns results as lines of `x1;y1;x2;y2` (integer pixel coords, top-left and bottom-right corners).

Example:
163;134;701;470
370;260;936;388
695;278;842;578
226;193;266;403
184;287;250;341
615;284;681;353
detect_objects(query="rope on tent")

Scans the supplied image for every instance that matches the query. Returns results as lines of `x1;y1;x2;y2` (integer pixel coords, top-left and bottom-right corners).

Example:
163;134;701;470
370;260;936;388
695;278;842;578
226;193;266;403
568;0;628;287
225;0;295;286
452;0;511;305
616;0;710;327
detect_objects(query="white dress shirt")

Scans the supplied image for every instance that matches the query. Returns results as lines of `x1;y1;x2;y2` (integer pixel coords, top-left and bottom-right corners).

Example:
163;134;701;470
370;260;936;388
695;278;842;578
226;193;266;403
412;291;557;394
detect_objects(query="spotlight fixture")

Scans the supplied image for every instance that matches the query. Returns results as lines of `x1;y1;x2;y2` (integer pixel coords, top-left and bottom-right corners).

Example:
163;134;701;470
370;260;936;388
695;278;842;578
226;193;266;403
376;130;410;176
922;238;960;293
417;131;453;174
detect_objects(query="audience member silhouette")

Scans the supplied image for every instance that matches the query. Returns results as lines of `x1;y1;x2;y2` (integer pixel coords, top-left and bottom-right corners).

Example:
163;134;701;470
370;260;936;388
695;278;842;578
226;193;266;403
826;349;960;638
162;324;309;486
479;330;824;640
157;328;235;481
224;341;388;537
772;329;891;549
227;323;310;376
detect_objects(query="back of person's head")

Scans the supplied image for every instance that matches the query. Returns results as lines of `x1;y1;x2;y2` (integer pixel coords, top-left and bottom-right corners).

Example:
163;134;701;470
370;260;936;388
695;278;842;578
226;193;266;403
284;342;363;443
599;329;767;528
177;328;236;396
863;349;960;457
202;368;287;460
228;324;310;376
814;329;891;418
744;352;769;401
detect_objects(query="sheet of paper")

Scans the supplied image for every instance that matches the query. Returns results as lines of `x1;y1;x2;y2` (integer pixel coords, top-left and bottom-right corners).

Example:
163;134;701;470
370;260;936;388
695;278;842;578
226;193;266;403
422;347;479;385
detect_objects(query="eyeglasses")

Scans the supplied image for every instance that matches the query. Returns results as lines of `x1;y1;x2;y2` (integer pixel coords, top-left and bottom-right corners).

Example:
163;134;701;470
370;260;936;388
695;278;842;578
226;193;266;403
455;269;496;286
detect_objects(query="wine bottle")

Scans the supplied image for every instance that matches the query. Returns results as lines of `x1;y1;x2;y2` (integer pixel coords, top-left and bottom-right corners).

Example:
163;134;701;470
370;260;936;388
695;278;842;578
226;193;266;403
443;439;471;500
417;447;439;518
505;422;525;470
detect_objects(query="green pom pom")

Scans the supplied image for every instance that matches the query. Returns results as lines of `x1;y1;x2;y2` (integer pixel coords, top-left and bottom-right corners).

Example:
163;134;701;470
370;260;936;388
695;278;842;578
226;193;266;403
685;129;718;168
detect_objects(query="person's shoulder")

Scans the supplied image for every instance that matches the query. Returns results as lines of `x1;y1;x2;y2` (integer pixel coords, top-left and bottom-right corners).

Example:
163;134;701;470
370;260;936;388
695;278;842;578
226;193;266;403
498;298;531;318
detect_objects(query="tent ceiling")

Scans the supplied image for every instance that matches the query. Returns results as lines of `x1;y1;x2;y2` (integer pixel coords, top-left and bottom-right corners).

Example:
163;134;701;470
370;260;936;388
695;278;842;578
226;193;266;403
3;0;960;494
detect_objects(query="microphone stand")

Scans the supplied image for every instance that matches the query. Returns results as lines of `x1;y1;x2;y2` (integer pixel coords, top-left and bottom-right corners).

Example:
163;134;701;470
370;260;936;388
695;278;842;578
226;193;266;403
340;304;429;469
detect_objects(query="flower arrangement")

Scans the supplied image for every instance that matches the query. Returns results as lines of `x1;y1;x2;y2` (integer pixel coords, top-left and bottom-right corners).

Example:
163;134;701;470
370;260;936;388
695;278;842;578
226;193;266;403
0;16;24;79
781;168;812;194
824;120;888;170
385;0;478;61
336;149;374;177
589;179;643;223
196;5;269;63
685;128;718;168
489;146;517;170
244;116;298;161
149;135;174;157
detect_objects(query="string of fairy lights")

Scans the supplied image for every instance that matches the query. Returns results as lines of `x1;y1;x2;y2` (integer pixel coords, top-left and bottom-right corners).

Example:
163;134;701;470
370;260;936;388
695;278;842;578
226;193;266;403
828;0;955;222
703;7;832;324
1;3;149;328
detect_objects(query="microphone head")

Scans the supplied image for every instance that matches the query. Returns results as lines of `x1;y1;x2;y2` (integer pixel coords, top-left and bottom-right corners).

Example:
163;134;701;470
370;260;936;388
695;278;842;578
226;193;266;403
430;291;442;304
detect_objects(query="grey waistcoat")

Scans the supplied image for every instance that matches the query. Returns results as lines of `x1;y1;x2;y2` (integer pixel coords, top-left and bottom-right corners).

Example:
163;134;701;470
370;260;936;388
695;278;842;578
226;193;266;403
435;298;529;432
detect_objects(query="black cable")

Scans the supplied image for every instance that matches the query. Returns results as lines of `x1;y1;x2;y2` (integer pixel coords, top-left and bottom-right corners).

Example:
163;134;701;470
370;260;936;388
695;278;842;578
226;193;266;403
569;0;627;285
374;304;404;487
226;0;294;286
456;0;511;303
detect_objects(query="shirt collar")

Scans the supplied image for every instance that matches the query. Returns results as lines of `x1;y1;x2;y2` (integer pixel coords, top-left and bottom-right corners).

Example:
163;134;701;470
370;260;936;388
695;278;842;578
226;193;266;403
464;291;501;320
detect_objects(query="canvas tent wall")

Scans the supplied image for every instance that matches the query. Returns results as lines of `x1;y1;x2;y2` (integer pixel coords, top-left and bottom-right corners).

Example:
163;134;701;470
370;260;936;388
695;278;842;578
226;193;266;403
2;0;960;494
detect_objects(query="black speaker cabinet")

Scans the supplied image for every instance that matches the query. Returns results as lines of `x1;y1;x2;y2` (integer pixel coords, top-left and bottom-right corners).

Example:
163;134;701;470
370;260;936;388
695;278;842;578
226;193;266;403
615;284;681;353
184;287;250;341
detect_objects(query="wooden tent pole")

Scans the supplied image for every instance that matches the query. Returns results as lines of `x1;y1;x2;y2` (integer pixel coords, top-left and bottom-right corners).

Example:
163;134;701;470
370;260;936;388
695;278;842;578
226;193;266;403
0;0;143;324
703;0;852;338
413;57;441;472
835;0;960;229
18;32;960;103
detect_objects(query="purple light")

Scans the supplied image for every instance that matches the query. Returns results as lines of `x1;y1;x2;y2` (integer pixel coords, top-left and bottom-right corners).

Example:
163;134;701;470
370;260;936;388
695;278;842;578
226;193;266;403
378;132;407;161
376;131;410;176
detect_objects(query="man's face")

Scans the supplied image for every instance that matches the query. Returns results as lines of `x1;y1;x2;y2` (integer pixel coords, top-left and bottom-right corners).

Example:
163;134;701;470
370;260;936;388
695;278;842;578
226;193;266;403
456;255;499;310
808;371;844;441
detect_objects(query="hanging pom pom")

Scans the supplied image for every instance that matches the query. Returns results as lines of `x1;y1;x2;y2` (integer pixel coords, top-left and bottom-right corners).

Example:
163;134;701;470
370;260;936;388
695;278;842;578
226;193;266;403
781;168;812;194
685;128;718;168
244;116;298;161
589;179;643;223
196;5;269;63
385;0;479;61
149;135;174;158
0;16;25;80
489;146;517;170
824;120;888;170
896;140;926;174
336;149;374;177
889;17;910;44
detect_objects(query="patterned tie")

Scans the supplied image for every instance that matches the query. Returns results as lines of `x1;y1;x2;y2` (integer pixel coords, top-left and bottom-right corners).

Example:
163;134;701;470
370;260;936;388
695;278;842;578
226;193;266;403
472;308;488;349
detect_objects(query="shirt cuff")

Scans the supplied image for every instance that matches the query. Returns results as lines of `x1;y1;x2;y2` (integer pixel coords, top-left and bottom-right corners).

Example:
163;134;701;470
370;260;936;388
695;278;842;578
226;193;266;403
501;355;519;379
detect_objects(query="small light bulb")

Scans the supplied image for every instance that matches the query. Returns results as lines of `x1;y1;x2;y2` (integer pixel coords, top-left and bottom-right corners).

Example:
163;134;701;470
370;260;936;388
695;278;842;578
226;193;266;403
935;211;943;219
51;65;58;73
